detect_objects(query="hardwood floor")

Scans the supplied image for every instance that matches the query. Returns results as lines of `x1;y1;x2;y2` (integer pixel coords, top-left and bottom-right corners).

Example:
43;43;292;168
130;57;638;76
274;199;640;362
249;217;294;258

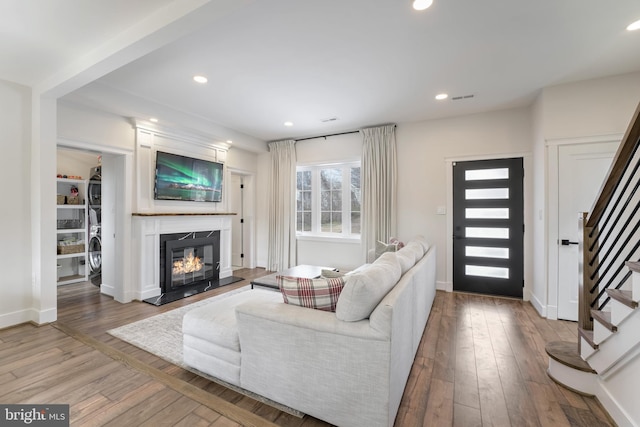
0;269;614;426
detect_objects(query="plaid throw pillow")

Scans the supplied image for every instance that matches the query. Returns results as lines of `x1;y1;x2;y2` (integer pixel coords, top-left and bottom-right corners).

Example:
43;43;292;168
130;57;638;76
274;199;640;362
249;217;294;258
277;275;346;312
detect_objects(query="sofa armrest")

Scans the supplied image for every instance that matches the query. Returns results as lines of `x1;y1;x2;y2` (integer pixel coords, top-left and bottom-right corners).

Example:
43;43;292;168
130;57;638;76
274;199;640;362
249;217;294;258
235;300;387;341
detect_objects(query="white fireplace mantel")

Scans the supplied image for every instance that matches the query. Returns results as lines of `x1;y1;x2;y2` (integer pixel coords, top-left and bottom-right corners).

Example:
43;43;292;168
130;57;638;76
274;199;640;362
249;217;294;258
131;213;235;300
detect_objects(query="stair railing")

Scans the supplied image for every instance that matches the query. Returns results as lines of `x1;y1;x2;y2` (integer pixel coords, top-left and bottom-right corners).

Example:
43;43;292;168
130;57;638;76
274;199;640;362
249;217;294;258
579;102;640;345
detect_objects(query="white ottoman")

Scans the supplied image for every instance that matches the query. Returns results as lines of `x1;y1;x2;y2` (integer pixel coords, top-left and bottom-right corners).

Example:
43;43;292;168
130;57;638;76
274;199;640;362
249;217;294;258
182;288;281;386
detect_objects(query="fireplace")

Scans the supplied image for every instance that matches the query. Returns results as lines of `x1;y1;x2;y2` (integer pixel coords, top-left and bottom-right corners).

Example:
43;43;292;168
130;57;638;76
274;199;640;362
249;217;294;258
160;230;220;294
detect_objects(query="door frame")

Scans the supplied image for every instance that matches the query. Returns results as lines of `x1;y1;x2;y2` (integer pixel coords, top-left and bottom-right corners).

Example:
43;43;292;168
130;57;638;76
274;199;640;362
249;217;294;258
546;134;623;320
445;152;533;301
57;137;134;303
228;168;256;269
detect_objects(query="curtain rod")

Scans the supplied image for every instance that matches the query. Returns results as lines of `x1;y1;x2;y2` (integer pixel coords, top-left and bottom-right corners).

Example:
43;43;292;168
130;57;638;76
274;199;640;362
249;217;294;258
295;130;360;142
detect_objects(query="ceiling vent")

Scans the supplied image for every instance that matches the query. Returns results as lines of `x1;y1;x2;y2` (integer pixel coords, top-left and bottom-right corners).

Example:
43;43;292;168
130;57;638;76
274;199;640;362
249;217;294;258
321;117;339;123
451;94;475;101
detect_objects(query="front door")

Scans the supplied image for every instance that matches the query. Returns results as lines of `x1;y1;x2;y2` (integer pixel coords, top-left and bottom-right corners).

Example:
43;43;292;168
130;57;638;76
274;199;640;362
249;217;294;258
453;158;524;298
557;142;617;320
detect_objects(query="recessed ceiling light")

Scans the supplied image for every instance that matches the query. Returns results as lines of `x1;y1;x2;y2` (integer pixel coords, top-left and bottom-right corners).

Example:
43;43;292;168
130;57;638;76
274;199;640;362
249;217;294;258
149;117;158;123
413;0;433;11
193;75;208;84
226;140;233;144
435;93;448;100
627;19;640;31
284;121;293;127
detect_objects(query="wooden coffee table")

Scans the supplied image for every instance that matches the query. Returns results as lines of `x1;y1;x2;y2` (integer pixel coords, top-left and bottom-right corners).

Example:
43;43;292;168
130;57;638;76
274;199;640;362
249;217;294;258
250;264;336;290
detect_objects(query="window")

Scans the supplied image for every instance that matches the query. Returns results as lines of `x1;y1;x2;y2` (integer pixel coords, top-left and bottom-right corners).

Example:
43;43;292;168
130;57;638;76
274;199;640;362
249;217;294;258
296;162;361;237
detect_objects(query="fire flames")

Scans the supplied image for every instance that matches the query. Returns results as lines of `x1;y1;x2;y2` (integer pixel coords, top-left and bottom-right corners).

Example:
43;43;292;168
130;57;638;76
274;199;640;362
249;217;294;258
173;252;203;275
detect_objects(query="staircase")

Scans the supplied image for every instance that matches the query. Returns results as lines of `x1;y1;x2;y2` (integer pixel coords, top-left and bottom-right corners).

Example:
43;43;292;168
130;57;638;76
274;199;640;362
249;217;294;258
546;102;640;427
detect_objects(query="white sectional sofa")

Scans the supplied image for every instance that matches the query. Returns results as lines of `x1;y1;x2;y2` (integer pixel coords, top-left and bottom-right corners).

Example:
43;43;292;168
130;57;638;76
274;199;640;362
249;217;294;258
183;237;437;427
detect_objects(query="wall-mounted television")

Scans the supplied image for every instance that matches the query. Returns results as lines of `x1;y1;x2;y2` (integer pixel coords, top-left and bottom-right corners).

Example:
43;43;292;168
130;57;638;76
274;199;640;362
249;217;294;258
154;151;223;202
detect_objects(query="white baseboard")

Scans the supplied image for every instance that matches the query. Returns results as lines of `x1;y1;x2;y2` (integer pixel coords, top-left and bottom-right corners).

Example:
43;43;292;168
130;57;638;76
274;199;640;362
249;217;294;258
529;292;547;317
436;280;451;292
0;309;34;329
596;380;636;427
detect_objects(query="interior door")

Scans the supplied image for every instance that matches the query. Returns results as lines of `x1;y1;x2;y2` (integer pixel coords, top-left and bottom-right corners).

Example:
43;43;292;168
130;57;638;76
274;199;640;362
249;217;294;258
230;174;244;268
453;158;524;298
557;142;617;321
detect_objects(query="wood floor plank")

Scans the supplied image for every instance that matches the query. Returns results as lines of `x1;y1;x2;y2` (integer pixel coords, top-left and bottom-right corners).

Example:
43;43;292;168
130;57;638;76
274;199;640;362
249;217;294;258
0;274;617;426
453;403;482;427
527;381;572;427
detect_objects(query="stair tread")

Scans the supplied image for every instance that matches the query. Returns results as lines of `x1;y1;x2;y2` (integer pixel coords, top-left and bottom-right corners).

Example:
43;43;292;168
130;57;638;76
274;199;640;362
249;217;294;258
625;261;640;273
578;328;599;350
590;309;617;332
606;289;639;308
546;341;596;373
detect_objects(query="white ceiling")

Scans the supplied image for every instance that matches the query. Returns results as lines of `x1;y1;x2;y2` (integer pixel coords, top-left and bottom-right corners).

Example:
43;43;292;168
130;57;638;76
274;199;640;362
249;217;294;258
4;0;640;144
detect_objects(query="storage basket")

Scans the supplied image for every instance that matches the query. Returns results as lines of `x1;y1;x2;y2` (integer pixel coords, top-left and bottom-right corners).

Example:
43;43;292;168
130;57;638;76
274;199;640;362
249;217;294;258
57;244;85;255
57;195;66;205
66;196;79;205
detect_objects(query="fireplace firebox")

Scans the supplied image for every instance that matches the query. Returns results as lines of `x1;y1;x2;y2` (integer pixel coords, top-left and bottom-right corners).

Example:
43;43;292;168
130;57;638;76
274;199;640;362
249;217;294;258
160;230;220;294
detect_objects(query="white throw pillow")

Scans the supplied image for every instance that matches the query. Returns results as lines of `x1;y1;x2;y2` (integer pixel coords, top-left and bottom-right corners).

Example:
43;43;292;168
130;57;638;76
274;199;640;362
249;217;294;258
336;252;401;321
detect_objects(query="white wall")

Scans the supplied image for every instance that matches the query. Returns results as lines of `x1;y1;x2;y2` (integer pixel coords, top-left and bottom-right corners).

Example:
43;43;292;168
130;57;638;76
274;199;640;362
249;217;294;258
0;80;32;328
530;71;640;318
57;149;101;178
396;108;533;289
57;102;135;151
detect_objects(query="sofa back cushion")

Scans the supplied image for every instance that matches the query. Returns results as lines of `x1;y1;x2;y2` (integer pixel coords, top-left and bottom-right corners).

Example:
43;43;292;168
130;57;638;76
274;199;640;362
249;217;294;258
278;276;346;312
336;252;401;321
396;247;416;274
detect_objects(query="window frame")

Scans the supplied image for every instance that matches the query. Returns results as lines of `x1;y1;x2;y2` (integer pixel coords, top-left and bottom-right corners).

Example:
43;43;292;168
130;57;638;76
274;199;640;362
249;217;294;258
296;161;361;240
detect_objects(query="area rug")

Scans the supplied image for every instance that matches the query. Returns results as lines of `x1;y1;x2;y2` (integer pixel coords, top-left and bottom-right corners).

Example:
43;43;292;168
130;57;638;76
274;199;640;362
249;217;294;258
107;286;304;417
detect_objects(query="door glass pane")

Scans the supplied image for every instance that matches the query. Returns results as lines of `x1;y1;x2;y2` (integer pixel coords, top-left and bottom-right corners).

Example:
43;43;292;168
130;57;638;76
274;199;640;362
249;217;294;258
466;246;509;259
465;227;509;239
465;265;509;279
465;168;509;181
465;188;509;200
465;208;509;219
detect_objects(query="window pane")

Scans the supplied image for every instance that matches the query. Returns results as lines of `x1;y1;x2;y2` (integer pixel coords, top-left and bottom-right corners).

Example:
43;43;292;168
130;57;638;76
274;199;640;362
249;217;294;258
465;265;509;279
465;188;509;200
321;170;331;190
332;191;342;210
296;212;302;231
465;168;509;181
465;246;509;259
351;212;360;234
321;212;331;232
303;212;311;232
332;212;342;233
303;191;311;210
465;227;509;239
465;208;509;219
321;191;330;210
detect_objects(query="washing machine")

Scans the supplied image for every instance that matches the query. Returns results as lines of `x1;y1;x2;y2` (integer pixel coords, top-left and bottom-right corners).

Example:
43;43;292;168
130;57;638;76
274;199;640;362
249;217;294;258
88;166;102;284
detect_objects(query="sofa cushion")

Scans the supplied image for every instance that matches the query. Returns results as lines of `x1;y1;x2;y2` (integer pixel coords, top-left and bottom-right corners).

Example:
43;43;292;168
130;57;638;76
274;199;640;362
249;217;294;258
336;252;401;321
278;276;346;312
396;247;416;274
411;235;430;252
404;241;425;263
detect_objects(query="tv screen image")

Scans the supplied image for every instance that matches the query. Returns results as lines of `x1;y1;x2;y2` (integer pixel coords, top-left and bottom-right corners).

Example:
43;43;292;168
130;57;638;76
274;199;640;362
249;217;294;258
154;151;223;202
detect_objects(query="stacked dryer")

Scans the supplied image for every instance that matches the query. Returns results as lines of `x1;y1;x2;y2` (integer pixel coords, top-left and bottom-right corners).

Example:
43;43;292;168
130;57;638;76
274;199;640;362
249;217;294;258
88;165;102;285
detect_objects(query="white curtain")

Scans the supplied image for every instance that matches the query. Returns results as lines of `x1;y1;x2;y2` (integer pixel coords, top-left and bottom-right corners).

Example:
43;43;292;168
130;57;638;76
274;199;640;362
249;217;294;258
267;139;297;271
361;124;397;262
